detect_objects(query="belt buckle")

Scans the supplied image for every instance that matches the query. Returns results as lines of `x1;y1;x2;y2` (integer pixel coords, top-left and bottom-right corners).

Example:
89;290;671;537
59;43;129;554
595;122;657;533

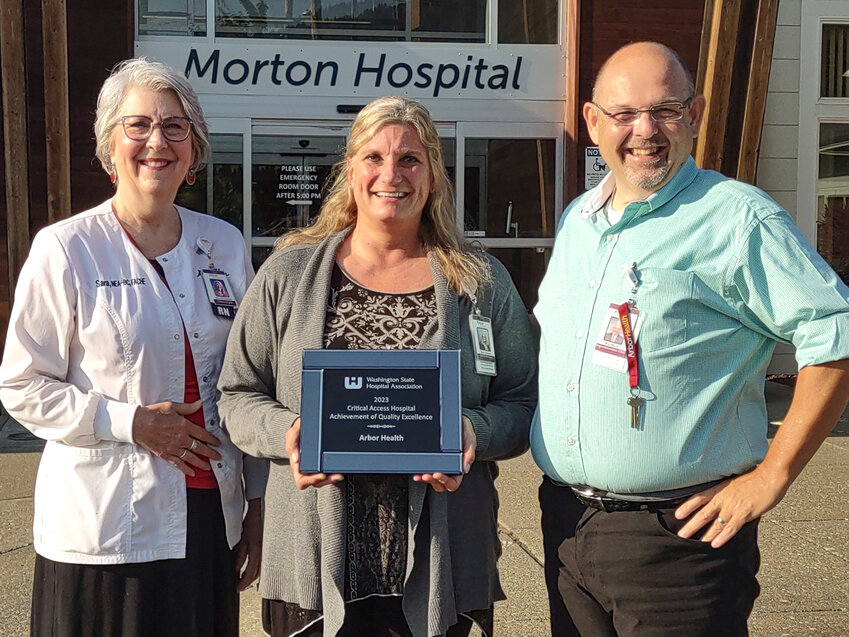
580;492;611;512
599;497;615;513
572;486;608;512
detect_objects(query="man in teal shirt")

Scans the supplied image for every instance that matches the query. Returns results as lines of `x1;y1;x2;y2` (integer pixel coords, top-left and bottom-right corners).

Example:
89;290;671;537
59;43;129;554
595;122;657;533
532;41;849;636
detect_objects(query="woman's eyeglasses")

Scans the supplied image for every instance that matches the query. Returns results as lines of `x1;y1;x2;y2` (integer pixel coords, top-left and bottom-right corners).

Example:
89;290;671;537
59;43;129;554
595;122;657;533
119;115;193;142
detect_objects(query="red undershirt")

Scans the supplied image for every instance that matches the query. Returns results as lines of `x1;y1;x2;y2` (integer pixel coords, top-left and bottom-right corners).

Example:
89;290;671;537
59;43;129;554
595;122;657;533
175;317;218;490
125;231;217;489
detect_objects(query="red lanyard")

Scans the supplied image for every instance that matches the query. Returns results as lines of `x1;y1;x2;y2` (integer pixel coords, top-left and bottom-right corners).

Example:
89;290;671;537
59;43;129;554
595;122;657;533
617;302;639;389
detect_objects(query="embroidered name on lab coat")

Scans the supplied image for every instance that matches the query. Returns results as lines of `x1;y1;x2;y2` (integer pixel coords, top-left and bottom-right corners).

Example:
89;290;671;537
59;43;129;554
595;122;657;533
94;278;147;288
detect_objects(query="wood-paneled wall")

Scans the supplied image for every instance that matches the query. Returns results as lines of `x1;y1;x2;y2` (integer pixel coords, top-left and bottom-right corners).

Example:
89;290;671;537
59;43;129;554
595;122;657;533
0;0;131;348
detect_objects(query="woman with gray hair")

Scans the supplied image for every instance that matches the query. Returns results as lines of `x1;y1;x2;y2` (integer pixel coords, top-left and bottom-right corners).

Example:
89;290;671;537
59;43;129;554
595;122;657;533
0;58;264;636
218;96;536;636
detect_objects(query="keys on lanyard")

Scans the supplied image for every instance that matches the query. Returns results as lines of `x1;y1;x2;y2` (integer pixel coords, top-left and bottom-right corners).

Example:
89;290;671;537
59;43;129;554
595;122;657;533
627;392;643;428
618;262;642;428
617;302;642;428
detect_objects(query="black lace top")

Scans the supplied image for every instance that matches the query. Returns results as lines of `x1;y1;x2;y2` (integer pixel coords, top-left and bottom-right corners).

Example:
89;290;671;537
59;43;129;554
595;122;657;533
324;264;437;600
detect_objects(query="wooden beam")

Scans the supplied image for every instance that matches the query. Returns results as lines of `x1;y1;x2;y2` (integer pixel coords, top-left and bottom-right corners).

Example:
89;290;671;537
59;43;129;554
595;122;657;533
695;0;716;97
1;0;31;299
694;0;742;171
42;0;72;223
736;0;779;183
564;0;580;204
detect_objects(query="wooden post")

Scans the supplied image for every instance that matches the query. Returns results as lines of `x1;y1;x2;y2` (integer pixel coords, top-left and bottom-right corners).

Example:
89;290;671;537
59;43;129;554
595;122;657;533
695;0;715;97
694;0;742;171
736;0;779;183
1;0;31;299
42;0;72;223
564;0;580;204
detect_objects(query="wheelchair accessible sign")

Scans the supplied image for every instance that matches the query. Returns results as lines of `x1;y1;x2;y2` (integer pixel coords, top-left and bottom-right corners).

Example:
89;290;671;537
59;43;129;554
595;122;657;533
585;147;609;190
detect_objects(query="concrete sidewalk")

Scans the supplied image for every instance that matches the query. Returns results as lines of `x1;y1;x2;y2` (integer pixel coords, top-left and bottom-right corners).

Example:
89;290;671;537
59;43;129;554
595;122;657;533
1;381;847;635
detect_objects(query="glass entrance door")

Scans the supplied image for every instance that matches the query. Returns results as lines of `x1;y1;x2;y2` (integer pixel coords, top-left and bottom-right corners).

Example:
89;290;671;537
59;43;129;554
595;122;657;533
250;123;349;264
457;122;563;309
175;118;248;234
194;119;563;311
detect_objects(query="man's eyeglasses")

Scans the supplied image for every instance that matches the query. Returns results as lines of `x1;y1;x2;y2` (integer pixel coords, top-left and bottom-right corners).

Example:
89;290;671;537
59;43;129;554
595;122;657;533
119;115;193;142
592;98;693;126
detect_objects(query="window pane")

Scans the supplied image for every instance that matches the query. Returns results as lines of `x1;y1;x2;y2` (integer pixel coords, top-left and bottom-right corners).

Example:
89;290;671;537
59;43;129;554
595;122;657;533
252;246;274;271
488;247;550;312
413;0;485;41
440;136;455;187
817;123;849;284
498;0;557;44
176;134;243;230
464;138;556;238
216;0;484;41
251;134;345;238
821;24;849;98
217;0;402;39
138;0;206;36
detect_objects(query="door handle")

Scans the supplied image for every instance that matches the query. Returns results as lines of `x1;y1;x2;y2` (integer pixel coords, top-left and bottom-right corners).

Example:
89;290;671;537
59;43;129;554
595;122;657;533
505;200;518;237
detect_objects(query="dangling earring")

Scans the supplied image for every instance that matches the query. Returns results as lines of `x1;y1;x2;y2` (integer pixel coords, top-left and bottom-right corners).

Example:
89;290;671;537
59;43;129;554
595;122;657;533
186;168;196;186
109;169;116;185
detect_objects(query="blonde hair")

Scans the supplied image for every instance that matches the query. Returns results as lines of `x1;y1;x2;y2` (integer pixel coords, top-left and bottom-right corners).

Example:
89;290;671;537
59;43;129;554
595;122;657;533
277;96;490;295
94;57;210;176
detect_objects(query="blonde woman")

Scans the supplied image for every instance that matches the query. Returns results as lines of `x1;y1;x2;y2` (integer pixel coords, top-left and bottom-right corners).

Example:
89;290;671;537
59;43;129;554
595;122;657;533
219;96;536;637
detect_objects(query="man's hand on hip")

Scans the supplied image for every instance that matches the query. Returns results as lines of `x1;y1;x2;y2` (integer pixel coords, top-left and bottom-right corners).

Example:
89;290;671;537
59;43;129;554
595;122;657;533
676;358;849;548
673;467;786;548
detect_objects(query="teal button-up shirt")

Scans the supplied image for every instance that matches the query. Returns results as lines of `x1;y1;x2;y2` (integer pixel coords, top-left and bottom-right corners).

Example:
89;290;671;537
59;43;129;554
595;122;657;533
531;157;849;493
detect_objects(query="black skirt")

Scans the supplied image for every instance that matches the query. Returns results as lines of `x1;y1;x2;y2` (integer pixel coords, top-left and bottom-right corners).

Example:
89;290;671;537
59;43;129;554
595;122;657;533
30;488;238;637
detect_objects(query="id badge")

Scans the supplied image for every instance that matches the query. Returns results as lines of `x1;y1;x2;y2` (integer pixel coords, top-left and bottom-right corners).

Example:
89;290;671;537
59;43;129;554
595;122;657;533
201;269;238;319
591;302;644;372
469;314;497;376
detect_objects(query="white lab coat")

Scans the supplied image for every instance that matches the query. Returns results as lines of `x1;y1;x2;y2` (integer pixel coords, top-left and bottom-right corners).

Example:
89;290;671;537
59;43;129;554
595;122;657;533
0;200;265;565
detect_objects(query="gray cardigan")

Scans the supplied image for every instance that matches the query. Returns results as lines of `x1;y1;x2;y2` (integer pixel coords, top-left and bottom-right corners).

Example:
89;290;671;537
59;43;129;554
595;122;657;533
218;229;537;636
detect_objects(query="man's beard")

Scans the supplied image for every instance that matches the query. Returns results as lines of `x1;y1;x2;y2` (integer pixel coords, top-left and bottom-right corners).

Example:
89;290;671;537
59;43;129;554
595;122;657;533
624;158;671;191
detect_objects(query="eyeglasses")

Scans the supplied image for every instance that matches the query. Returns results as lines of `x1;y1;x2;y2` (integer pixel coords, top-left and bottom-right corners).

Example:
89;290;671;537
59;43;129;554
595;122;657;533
119;115;193;142
592;98;693;125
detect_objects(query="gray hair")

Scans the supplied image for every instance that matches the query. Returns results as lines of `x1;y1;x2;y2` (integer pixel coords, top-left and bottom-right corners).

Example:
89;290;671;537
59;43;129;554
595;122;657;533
94;57;210;175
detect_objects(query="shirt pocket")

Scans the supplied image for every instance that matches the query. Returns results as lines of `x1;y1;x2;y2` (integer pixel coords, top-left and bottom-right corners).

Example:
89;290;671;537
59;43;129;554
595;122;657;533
35;443;132;556
635;268;694;353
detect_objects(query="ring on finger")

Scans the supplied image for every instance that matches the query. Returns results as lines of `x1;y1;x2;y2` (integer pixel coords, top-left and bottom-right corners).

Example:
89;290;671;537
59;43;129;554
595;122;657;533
189;439;197;451
716;516;727;525
178;448;188;459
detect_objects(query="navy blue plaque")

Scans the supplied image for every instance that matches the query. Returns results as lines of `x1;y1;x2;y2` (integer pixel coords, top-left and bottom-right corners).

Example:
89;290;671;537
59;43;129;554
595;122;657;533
300;349;462;474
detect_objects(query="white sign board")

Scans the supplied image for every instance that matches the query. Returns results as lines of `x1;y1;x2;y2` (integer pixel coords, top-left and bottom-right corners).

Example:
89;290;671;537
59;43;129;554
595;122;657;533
585;147;609;190
134;42;566;100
